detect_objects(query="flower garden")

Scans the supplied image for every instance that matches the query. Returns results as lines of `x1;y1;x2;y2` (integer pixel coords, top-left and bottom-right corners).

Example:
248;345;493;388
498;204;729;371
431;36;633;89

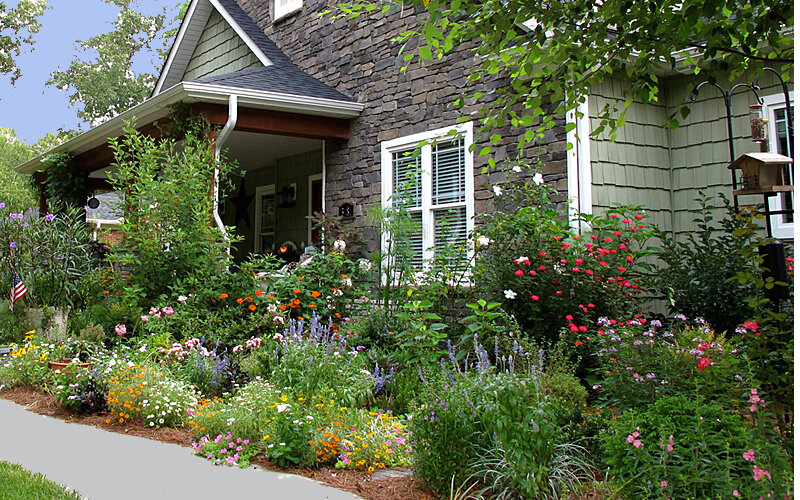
0;135;794;499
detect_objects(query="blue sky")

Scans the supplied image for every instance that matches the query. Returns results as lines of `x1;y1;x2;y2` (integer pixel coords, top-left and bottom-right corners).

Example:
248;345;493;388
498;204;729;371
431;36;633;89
0;0;179;144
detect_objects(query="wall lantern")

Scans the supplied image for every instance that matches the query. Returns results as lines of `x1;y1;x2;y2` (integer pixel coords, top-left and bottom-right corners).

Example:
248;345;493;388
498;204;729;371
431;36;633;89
727;152;793;196
278;184;296;208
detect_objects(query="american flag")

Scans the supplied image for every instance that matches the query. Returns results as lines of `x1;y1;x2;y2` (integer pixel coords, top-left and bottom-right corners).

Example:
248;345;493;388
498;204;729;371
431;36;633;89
9;271;27;311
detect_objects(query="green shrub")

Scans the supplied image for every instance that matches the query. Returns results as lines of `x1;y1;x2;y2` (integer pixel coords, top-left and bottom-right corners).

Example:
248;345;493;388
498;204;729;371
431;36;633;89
583;318;750;411
602;394;792;499
0;332;56;389
652;194;767;335
541;371;588;414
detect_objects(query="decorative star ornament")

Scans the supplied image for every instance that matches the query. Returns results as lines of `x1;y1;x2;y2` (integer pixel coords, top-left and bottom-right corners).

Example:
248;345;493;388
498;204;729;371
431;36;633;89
230;178;254;228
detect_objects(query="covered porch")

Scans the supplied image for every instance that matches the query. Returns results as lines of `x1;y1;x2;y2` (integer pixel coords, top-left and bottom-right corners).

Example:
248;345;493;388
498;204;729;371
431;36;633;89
14;82;363;262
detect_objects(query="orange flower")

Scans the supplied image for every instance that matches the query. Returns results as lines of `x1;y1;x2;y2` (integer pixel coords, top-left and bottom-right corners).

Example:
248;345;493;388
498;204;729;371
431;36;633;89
298;276;304;280
236;298;244;304
246;297;253;303
249;304;257;311
309;304;317;308
267;295;274;300
335;313;342;319
293;288;302;294
219;293;229;299
255;289;264;297
311;291;320;298
341;274;349;279
280;304;287;311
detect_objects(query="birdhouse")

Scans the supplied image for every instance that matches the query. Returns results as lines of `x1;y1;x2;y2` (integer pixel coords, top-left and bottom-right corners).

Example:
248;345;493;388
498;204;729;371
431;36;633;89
728;152;793;195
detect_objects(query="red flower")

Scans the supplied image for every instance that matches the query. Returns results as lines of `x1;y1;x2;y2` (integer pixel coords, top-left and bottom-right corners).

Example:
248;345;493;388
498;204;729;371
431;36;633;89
565;315;574;321
634;214;643;220
697;357;713;371
515;269;524;275
742;321;759;332
575;340;582;346
530;295;540;301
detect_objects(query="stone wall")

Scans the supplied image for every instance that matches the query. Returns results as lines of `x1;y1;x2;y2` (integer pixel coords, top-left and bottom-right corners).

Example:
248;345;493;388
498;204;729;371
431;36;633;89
237;0;568;249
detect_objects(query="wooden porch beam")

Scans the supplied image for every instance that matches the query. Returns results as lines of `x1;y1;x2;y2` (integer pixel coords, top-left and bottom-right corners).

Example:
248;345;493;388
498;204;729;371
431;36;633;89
194;103;351;141
72;119;172;173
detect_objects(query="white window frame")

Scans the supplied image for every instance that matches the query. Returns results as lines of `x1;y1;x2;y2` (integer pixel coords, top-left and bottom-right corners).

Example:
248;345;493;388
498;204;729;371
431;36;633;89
763;91;794;240
274;0;302;20
254;184;276;253
380;122;475;273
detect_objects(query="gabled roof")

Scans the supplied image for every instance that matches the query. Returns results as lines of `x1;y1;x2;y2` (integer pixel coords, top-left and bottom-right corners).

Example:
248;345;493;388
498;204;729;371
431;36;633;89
194;66;354;103
155;0;356;105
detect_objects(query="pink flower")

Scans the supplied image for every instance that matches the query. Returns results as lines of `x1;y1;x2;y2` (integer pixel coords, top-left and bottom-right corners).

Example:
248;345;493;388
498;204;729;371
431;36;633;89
626;435;635;444
733;490;739;497
753;466;771;481
633;440;643;448
162;306;175;315
660;481;668;488
530;295;540;301
114;324;127;336
743;449;755;462
666;435;674;452
514;269;524;275
696;357;713;371
140;315;150;322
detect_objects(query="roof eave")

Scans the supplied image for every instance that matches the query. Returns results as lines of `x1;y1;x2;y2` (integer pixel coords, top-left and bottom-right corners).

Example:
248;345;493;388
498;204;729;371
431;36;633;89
14;82;364;174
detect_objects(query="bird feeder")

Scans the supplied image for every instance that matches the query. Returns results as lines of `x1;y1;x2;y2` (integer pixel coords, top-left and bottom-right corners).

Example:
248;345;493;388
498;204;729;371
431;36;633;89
728;152;793;195
749;103;768;142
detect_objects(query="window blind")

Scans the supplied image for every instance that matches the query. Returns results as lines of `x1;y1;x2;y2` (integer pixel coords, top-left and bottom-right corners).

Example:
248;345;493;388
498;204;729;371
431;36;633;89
432;138;465;205
392;150;421;208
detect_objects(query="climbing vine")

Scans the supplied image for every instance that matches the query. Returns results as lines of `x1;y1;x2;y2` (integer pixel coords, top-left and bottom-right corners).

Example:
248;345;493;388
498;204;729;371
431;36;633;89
41;153;91;214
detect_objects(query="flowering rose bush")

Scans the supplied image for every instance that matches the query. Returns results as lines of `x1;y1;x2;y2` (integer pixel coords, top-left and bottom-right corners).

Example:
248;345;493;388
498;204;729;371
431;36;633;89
474;176;655;343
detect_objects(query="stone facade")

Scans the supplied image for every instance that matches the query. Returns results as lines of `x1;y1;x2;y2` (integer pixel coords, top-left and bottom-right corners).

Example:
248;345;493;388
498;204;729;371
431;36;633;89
236;0;569;246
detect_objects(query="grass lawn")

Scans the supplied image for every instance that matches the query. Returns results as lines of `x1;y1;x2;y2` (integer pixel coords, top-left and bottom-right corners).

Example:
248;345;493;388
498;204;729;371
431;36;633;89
0;460;83;500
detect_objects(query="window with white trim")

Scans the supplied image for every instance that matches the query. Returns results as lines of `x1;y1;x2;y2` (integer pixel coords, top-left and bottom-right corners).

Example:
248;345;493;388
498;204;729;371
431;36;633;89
763;92;794;239
274;0;302;20
381;123;475;272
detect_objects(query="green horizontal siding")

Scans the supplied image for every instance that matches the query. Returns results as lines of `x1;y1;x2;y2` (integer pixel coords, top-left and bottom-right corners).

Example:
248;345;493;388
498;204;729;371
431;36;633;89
183;9;262;81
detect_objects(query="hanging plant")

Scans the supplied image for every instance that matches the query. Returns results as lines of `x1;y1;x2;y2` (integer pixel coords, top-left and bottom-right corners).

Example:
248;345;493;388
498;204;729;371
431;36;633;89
41;153;91;214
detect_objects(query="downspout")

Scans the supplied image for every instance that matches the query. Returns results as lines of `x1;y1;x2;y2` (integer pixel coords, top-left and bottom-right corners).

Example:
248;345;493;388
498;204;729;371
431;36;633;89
214;94;238;253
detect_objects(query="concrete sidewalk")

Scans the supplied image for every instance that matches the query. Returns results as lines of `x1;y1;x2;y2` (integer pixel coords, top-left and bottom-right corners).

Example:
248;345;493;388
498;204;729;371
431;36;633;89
0;399;362;499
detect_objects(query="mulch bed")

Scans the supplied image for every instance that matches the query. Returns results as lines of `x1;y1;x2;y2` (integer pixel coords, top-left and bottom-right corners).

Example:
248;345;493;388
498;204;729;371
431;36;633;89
0;386;438;500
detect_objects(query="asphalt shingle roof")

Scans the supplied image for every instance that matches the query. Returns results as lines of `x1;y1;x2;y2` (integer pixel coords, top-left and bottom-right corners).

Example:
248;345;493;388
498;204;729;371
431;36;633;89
194;0;355;104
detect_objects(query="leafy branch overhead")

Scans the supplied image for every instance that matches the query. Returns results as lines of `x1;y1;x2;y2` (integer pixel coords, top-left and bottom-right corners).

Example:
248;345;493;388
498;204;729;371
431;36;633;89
337;0;793;153
47;0;175;126
0;0;46;83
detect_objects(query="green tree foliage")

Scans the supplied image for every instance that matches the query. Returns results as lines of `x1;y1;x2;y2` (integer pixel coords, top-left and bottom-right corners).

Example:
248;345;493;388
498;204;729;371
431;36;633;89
47;0;175;126
0;129;76;211
337;0;792;153
0;0;46;83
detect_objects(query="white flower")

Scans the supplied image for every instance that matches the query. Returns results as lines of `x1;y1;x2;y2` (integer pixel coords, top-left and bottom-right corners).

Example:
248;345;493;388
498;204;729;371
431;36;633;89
532;172;544;185
512;165;522;173
476;235;492;247
333;239;346;252
492;185;503;196
276;404;290;413
177;295;188;304
358;259;373;272
504;289;517;299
